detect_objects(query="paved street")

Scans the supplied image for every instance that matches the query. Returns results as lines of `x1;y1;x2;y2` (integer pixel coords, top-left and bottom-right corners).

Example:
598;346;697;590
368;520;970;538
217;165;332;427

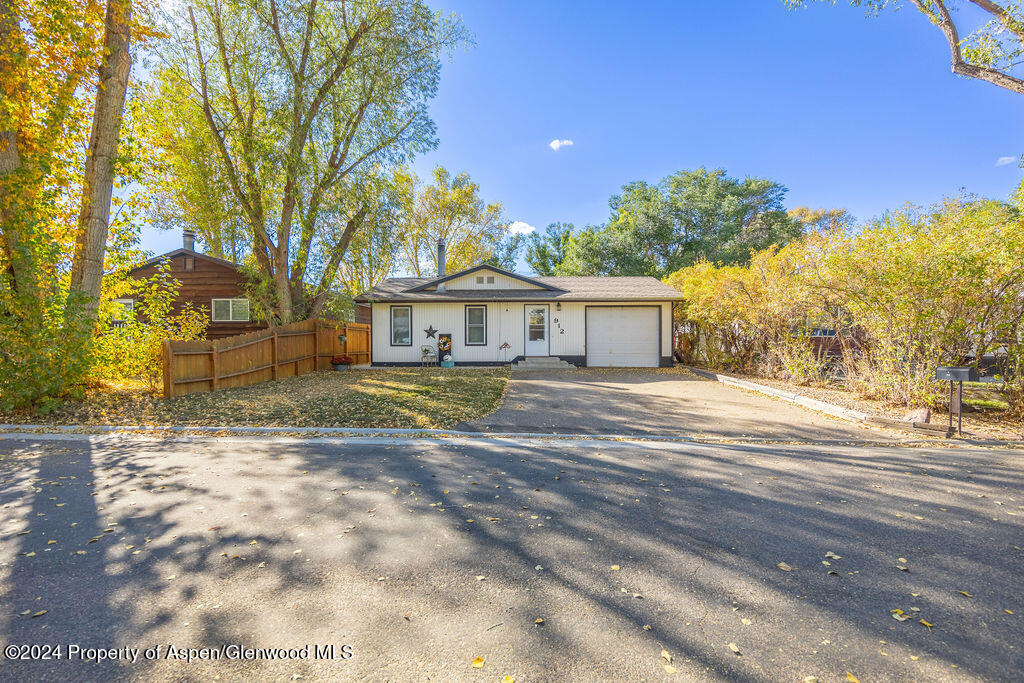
1;432;1021;681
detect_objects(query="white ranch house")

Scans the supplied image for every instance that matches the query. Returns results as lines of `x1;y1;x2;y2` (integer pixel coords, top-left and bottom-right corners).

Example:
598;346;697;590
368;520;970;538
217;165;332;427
356;249;681;368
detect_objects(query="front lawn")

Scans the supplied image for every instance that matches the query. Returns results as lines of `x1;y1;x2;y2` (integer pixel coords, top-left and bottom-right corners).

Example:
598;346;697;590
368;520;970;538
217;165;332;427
0;368;510;429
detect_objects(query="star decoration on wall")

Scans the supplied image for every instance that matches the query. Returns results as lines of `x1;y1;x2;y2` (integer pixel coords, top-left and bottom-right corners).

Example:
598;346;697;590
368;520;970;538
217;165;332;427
424;325;438;338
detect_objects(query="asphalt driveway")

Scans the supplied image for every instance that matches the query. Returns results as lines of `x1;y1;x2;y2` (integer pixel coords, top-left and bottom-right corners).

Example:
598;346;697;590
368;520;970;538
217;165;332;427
460;368;898;441
0;433;1020;681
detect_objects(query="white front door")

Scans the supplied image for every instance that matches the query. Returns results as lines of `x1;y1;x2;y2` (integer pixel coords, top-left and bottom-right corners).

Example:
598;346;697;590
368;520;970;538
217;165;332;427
525;305;549;356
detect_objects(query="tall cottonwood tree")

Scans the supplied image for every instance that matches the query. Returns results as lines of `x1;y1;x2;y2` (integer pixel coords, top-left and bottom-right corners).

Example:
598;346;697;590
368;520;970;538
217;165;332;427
1;0;133;307
139;76;250;262
788;1;1024;96
0;0;138;408
335;168;410;298
399;166;510;277
70;0;133;316
157;0;464;323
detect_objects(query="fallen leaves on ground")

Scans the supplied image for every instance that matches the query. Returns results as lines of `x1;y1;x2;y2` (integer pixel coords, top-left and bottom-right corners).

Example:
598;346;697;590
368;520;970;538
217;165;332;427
471;656;485;668
0;368;510;429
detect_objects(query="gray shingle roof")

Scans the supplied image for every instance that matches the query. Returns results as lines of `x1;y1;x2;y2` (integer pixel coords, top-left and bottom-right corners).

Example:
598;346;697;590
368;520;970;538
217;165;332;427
355;275;682;302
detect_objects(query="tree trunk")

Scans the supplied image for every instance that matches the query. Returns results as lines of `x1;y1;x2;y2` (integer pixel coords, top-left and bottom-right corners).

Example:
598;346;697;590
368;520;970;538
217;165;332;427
0;0;28;297
272;248;294;324
69;0;132;317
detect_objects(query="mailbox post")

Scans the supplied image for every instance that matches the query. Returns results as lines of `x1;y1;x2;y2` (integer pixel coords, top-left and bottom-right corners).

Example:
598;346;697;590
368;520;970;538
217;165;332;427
935;366;979;435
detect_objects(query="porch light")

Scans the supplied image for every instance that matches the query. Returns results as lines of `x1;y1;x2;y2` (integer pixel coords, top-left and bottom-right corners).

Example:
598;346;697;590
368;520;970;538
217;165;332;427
556;302;561;311
338;334;347;344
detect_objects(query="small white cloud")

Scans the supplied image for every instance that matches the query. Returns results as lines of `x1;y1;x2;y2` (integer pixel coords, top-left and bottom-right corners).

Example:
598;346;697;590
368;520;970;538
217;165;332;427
996;156;1017;166
548;138;574;151
508;221;536;235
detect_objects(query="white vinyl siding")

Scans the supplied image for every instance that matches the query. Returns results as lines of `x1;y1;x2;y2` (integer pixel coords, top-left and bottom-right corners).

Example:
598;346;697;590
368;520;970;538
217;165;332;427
212;298;249;322
441;269;544;290
371;301;672;365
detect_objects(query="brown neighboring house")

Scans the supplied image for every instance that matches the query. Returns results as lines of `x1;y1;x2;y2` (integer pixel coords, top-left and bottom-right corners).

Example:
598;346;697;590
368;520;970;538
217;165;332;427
124;232;266;339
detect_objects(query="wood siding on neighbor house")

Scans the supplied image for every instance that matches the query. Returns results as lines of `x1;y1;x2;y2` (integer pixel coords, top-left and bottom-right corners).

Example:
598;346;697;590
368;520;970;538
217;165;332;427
371;300;673;365
130;252;267;339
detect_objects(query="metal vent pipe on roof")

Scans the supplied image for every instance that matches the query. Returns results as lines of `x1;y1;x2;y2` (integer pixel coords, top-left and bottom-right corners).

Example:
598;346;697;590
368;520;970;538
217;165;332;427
437;238;446;277
183;230;196;251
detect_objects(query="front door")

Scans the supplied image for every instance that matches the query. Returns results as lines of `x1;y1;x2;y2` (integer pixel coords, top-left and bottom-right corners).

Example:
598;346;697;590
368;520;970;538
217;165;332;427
525;305;549;356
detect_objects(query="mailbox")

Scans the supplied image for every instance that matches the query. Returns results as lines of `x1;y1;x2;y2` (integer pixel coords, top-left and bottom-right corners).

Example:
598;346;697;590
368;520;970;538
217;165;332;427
935;366;979;382
935;366;979;436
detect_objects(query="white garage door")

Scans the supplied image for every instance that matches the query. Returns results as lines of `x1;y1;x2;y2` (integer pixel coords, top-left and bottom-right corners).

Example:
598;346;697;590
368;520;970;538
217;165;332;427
586;306;660;367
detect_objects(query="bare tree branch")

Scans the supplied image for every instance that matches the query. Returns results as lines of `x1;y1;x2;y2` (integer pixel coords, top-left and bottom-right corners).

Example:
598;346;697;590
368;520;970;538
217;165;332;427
910;0;1024;95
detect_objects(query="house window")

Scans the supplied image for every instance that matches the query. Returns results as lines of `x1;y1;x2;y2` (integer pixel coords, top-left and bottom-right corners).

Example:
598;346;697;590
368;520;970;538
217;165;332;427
390;305;412;346
465;305;486;345
183;255;195;272
486;275;495;284
476;276;484;284
111;299;134;327
211;298;250;322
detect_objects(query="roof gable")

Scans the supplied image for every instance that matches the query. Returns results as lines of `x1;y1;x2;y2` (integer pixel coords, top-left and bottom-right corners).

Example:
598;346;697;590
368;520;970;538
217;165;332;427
127;248;241;274
406;263;562;292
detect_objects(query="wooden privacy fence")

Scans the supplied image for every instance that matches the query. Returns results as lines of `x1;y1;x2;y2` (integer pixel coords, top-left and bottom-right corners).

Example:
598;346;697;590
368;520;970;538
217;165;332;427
162;319;371;398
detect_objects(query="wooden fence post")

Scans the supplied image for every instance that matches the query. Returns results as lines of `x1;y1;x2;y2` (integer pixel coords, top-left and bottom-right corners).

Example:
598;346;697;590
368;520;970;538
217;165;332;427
313;320;320;371
162;339;173;398
211;343;219;391
271;331;279;380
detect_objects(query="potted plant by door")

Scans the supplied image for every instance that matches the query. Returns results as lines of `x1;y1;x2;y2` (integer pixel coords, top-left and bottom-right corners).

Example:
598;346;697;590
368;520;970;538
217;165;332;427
331;355;355;370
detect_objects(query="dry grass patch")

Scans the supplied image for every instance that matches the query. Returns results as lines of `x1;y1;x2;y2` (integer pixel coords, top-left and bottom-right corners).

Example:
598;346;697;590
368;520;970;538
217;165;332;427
0;368;510;429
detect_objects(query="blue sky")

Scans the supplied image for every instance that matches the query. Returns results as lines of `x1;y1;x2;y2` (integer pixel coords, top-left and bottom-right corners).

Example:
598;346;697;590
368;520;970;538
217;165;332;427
141;0;1024;255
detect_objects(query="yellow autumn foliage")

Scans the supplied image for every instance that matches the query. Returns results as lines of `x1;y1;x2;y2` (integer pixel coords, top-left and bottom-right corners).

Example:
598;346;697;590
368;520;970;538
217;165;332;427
667;197;1024;410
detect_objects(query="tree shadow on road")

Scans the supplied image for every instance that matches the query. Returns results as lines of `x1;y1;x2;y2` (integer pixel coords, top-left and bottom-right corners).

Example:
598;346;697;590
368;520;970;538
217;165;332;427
1;434;1020;680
